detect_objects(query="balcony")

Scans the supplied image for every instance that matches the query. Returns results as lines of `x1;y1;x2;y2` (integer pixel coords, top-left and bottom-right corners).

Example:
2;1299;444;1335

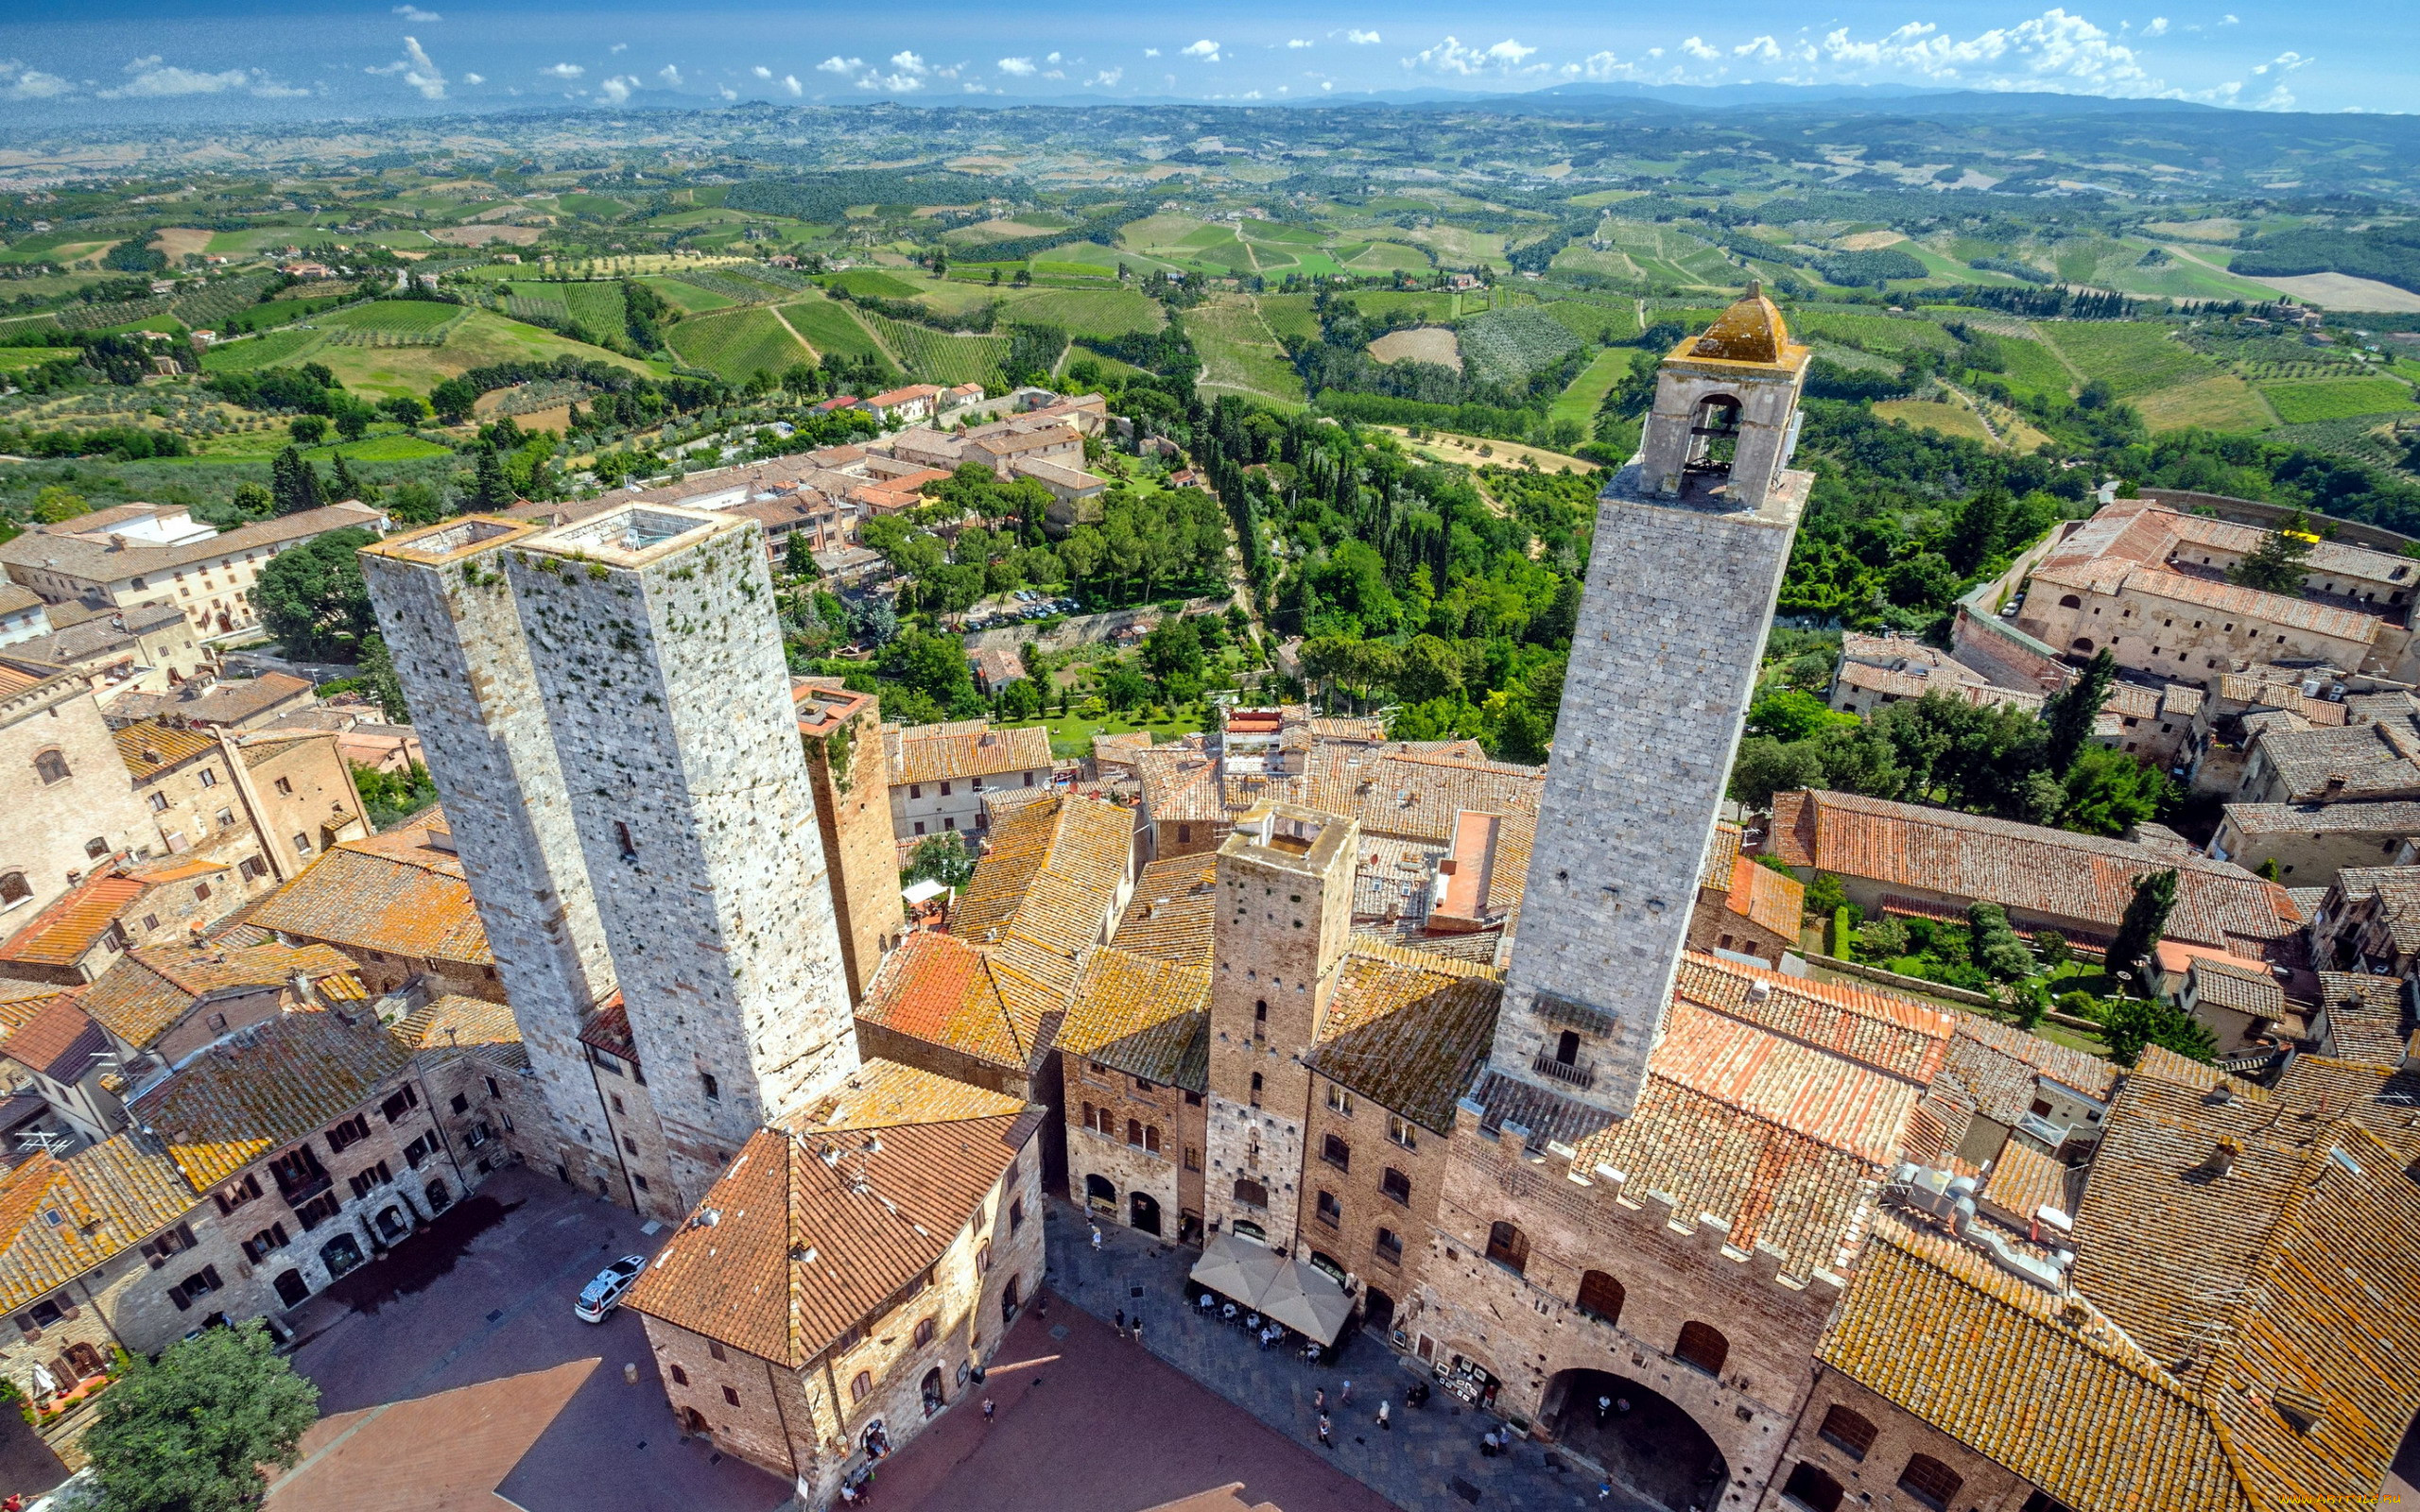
1531;1052;1596;1091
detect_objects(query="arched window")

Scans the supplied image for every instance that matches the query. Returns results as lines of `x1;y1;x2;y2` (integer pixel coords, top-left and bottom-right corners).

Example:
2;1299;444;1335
1249;1071;1262;1106
1575;1269;1623;1325
2070;638;2094;653
1126;1118;1143;1147
976;1239;991;1273
1555;1030;1581;1066
1484;1221;1528;1276
0;873;27;907
1143;1125;1161;1155
1896;1454;1963;1511
32;750;69;785
1781;1462;1845;1512
2057;593;2083;609
912;1316;936;1348
1817;1403;1876;1461
1674;1320;1729;1376
851;1370;873;1403
1233;1177;1269;1209
1080;1101;1096;1130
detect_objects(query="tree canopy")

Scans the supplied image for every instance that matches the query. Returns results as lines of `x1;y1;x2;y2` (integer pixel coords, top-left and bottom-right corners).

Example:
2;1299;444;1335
253;526;379;662
84;1321;320;1512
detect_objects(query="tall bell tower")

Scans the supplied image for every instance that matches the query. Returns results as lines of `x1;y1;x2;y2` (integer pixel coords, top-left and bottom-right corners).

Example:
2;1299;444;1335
1482;286;1812;1130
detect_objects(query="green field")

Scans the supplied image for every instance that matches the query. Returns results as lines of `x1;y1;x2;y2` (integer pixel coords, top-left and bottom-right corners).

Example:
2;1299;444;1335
554;194;631;219
2037;320;2215;398
665;306;814;384
0;347;66;370
1551;220;1736;287
777;298;887;367
1792;312;1960;355
1254;294;1321;346
642;277;735;314
1344;290;1461;325
826;269;922;299
201;307;649;397
2256;377;2420;424
1342;241;1432;274
1536;299;1638;344
1989;334;2076;404
2136;373;2279;433
1550;347;1639;435
199;329;320;371
1002;286;1165;340
1184;295;1303;406
321;300;462;334
865;316;1011;388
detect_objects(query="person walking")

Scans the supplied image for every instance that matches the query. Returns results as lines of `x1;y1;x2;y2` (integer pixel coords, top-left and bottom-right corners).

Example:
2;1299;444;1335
1317;1413;1333;1450
1376;1400;1392;1431
1090;1224;1103;1251
1314;1387;1327;1414
1115;1308;1126;1335
1340;1379;1354;1406
1597;1393;1613;1426
982;1399;995;1423
1132;1317;1145;1348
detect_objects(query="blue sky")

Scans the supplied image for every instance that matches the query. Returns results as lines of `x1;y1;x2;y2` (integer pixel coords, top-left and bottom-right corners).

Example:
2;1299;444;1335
0;3;2387;127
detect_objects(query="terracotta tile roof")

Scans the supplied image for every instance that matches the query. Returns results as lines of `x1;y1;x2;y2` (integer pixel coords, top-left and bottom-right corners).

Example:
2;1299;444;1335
952;794;1131;948
1304;941;1499;1134
2252;716;2420;804
1700;822;1744;891
1303;747;1545;848
78;941;360;1051
0;875;146;969
2;998;107;1081
1819;1219;2251;1512
1939;1010;2118;1127
2326;867;2420;955
389;993;526;1072
2270;1056;2420;1161
1109;853;1218;966
2189;955;2288;1019
1648;1000;1923;1168
2221;799;2420;835
886;719;1052;787
0;501;386;587
1671;954;1955;1085
1058;947;1210;1091
1769;790;2299;951
626;1059;1036;1366
244;821;490;965
1725;855;1805;939
113;722;219;781
1977;1136;2070;1224
130;1008;412;1193
855;932;1026;1071
0;985;73;1057
2312;971;2408;1066
0;1135;200;1315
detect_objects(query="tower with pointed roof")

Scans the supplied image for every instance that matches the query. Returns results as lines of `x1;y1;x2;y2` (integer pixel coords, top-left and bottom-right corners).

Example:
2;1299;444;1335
1478;286;1813;1130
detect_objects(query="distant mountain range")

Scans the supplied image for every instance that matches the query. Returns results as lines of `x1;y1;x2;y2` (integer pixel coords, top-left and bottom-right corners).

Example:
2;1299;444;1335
980;80;2228;116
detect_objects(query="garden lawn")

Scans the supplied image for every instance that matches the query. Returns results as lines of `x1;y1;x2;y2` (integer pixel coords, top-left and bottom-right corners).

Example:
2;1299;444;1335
1549;347;1636;433
1007;707;1207;760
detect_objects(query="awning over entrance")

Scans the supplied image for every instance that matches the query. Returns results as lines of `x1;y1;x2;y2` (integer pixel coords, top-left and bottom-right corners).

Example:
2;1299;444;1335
1185;1234;1354;1345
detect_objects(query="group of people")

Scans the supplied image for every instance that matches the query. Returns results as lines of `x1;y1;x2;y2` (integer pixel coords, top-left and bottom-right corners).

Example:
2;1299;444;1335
1188;1286;1340;1366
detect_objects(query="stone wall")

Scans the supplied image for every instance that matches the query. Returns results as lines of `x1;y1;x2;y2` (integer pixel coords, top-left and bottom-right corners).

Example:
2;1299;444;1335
505;509;858;1209
360;521;628;1208
0;675;155;920
1753;1369;2044;1512
584;1052;686;1223
1065;1059;1184;1239
804;697;902;1005
1300;1072;1452;1315
2014;576;2375;682
1494;473;1806;1120
222;730;368;885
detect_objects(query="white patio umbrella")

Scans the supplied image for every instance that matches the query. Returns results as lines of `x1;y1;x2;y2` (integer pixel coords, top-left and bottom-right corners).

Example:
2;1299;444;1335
1254;1256;1354;1345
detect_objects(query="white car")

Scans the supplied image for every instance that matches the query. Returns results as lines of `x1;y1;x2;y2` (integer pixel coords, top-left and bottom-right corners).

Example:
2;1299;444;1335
575;1255;648;1322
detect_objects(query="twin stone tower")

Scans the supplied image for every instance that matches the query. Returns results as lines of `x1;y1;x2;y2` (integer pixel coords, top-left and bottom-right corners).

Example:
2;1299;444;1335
359;285;1811;1213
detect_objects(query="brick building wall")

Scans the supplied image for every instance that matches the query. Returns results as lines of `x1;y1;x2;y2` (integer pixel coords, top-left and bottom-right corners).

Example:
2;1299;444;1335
1065;1057;1184;1238
1299;1072;1450;1318
583;1048;685;1223
506;508;858;1209
1755;1370;2043;1512
639;1132;1046;1501
2014;578;2377;681
126;740;274;891
1685;896;1795;969
222;730;369;884
802;696;902;1005
360;519;629;1209
1410;1123;1841;1512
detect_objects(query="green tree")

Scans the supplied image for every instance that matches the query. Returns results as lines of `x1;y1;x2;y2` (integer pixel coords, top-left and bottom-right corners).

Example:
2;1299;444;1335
1805;872;1848;917
783;531;815;578
1965;901;2035;982
2098;995;2219;1067
901;833;977;889
1945;486;2014;576
1746;688;1854;743
358;634;408;722
269;446;325;517
328;452;366;505
289;414;328;445
877;628;980;718
84;1320;319;1512
2057;747;2169;837
229;482;274;521
32;484;89;524
2228;511;2320;594
2104;868;2180;984
2040;648;2116;775
2033;931;2070;969
1141;616;1204;687
253;526;379;660
467;440;514;512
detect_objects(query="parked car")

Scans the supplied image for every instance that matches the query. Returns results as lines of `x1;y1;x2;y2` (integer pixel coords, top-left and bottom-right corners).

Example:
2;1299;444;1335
576;1255;648;1322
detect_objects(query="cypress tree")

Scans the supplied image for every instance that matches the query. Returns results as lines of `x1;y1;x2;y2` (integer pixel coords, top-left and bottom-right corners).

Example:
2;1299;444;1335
2041;648;2116;775
468;441;514;512
269;446;324;516
2105;868;2180;984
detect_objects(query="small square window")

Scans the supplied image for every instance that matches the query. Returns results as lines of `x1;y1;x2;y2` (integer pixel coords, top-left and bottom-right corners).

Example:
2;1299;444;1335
275;777;293;796
721;1385;740;1407
670;1364;688;1385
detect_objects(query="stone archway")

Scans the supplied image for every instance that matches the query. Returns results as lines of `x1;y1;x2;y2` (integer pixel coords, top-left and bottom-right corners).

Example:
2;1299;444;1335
1544;1368;1730;1512
1130;1191;1163;1235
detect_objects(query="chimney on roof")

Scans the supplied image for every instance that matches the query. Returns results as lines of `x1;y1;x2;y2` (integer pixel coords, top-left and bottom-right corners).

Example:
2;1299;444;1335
2203;1136;2243;1178
2325;773;2349;794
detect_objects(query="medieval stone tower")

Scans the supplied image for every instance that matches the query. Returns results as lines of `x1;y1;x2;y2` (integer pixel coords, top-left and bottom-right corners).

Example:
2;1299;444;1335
1201;802;1357;1246
1487;286;1812;1125
365;506;861;1209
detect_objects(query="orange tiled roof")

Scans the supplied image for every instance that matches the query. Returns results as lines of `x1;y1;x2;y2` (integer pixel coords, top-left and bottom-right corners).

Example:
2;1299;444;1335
130;1008;412;1192
1305;940;1500;1134
1769;789;2298;950
389;992;526;1073
1700;821;1744;891
1058;947;1209;1091
625;1059;1035;1366
0;1135;199;1315
0;875;146;968
856;932;1026;1071
1940;1009;2118;1127
243;821;490;965
2;997;106;1081
0;984;72;1057
1725;854;1805;938
1672;954;1953;1085
1109;853;1218;966
887;719;1052;787
113;721;219;782
78;940;360;1051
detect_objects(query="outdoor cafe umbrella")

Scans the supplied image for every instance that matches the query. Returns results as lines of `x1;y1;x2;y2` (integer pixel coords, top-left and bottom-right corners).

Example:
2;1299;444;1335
1187;1232;1282;1307
1255;1255;1354;1346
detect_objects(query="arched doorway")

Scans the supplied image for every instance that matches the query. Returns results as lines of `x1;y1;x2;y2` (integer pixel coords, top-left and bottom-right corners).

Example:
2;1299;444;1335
1686;394;1743;474
273;1269;310;1308
1130;1191;1162;1235
1361;1286;1394;1336
319;1232;365;1280
1229;1219;1267;1245
1544;1368;1729;1512
1084;1173;1116;1218
920;1367;945;1418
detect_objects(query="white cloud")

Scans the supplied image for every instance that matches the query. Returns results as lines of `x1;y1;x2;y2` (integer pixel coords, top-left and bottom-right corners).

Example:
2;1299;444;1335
610;42;628;53
998;57;1036;76
890;50;928;75
752;64;771;77
251;78;312;97
1402;36;1539;76
1812;10;2184;98
864;69;925;92
1287;39;1312;49
1734;36;1782;61
1144;47;1160;58
462;72;483;84
1092;67;1123;86
718;84;736;99
2141;16;2169;35
1680;37;1721;61
0;61;74;99
107;60;252;97
816;56;862;74
2221;12;2239;23
781;74;803;95
1181;40;1221;62
598;74;634;103
1569;51;1631;80
2253;50;2312;76
392;4;441;21
658;64;683;87
1346;28;1381;44
399;35;447;98
542;62;583;78
1046;51;1062;64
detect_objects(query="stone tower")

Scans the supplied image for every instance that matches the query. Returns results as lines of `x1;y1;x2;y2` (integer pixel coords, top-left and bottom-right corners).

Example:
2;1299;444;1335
795;680;903;1004
1201;802;1357;1246
365;507;861;1211
1486;287;1812;1126
360;518;629;1203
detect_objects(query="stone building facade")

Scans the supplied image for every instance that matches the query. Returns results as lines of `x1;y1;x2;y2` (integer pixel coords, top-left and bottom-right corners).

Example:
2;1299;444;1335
1201;804;1358;1246
0;656;158;922
795;679;902;1003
